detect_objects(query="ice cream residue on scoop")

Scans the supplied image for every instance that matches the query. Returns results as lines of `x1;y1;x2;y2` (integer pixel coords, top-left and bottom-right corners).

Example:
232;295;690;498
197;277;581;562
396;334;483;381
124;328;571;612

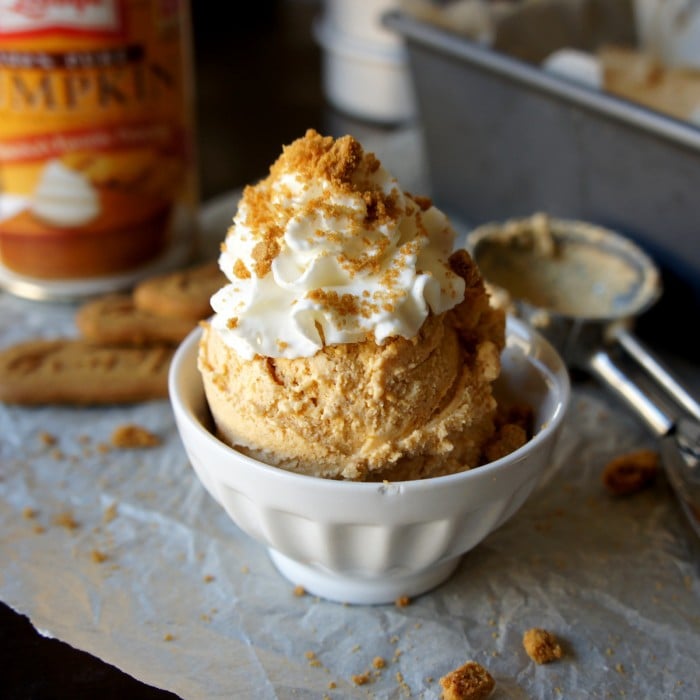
211;129;466;359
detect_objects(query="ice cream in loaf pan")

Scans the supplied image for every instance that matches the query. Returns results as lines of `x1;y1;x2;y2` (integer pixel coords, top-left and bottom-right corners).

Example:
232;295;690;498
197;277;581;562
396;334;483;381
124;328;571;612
198;129;529;480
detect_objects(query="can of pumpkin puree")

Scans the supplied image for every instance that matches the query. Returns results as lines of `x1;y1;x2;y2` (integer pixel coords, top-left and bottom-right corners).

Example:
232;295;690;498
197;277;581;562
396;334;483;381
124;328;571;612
0;0;198;300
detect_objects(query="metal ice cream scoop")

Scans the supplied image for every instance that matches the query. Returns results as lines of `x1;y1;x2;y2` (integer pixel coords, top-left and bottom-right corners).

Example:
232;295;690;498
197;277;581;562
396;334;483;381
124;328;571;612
467;215;700;538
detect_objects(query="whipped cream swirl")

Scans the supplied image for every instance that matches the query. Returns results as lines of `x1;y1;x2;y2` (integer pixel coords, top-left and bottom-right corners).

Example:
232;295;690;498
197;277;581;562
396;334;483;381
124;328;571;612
210;130;465;359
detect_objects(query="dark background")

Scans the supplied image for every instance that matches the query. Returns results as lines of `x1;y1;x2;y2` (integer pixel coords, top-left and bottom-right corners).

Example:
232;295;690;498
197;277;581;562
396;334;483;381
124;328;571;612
192;0;325;202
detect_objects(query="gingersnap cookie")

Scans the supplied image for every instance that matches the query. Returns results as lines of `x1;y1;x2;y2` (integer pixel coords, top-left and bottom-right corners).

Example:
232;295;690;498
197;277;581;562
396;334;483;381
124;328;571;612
0;339;172;405
76;294;195;346
133;259;224;321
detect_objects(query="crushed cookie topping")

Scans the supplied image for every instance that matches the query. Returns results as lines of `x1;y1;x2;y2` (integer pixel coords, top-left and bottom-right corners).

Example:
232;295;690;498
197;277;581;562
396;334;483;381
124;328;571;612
275;129;364;186
251;238;281;278
211;129;466;359
363;189;402;226
238;129;403;276
232;259;251;279
408;193;433;211
306;289;360;328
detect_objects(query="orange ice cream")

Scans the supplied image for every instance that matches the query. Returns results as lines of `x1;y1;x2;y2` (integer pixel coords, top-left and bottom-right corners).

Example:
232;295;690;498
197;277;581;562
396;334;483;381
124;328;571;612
198;130;527;480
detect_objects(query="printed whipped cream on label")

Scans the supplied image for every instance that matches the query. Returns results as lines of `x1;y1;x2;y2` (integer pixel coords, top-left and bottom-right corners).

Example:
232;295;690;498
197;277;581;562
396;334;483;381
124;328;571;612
211;130;466;360
31;159;100;227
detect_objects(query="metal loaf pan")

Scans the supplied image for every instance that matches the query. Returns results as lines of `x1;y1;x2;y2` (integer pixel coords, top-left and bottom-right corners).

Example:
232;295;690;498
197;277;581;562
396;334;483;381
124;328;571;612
383;10;700;307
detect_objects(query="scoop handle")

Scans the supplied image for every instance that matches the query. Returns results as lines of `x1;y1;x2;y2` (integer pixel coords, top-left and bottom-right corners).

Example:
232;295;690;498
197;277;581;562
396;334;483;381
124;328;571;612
611;327;700;423
588;348;700;539
586;349;673;437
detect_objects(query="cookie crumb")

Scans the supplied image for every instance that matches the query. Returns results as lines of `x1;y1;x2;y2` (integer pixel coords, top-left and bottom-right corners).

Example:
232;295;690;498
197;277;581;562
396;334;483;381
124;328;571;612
395;595;411;608
602;448;659;496
22;507;37;520
396;671;412;696
203;574;215;583
439;661;495;700
53;511;79;531
305;651;322;668
38;431;57;446
91;549;108;563
293;584;306;597
111;424;161;448
103;502;118;523
163;633;175;642
523;628;563;664
352;672;371;686
373;656;386;669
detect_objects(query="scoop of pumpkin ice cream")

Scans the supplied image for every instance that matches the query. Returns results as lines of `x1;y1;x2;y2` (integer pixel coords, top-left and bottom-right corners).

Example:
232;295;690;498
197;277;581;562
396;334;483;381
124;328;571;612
200;251;506;480
198;129;525;480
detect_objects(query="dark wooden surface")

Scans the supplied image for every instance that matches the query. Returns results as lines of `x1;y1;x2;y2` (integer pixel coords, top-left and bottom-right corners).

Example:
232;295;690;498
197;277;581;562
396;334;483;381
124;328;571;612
0;602;181;700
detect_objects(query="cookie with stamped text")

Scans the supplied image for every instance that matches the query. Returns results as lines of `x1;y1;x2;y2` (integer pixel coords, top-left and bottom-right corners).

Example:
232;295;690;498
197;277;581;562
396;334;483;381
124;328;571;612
0;339;172;405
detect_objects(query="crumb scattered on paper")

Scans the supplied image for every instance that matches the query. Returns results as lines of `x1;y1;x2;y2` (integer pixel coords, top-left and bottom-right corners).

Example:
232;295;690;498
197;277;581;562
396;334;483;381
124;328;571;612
91;549;108;563
111;424;161;448
53;511;79;531
602;448;659;496
352;671;371;686
523;628;563;664
103;502;118;523
38;431;57;446
439;660;495;700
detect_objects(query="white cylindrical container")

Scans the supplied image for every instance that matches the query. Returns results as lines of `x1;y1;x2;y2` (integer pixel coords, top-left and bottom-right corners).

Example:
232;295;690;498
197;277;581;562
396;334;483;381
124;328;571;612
314;0;416;124
323;0;405;47
314;18;416;124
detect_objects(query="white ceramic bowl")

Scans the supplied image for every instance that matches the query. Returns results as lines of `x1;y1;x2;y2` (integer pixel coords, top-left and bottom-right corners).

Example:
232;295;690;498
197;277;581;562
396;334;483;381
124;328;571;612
169;317;570;605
